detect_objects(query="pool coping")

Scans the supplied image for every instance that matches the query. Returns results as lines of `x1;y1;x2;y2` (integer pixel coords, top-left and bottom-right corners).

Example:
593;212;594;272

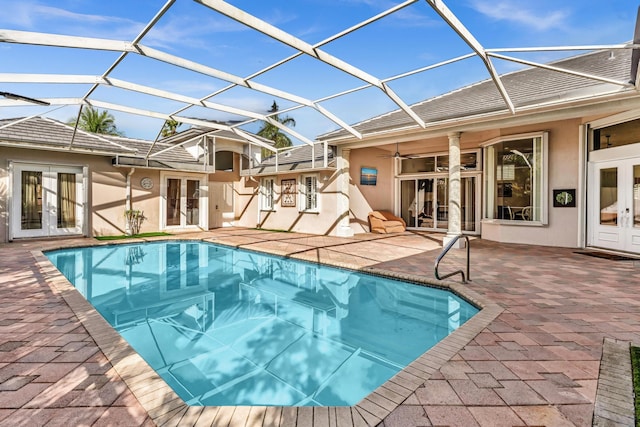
32;236;503;426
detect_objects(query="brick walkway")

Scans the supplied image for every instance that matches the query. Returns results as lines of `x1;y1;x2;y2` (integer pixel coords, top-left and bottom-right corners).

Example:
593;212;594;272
0;229;638;426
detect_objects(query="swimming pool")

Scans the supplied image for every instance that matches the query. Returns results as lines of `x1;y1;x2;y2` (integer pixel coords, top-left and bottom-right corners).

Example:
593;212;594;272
46;241;478;406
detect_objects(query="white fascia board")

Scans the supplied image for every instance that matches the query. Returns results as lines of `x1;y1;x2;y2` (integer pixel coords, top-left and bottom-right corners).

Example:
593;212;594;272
335;90;640;148
0;140;129;156
487;44;637;53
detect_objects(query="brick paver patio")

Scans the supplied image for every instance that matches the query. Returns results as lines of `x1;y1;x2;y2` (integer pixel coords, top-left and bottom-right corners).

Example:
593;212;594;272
0;228;638;426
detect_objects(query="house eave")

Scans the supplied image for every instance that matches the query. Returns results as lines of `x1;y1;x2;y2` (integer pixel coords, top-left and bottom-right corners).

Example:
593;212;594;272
240;166;336;177
0;140;131;157
328;89;640;148
112;156;215;173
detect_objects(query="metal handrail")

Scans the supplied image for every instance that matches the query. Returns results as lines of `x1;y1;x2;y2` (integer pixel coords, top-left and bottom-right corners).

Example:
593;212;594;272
434;235;470;283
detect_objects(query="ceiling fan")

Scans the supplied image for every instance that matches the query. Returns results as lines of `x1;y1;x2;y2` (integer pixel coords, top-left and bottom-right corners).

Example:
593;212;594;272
379;143;418;159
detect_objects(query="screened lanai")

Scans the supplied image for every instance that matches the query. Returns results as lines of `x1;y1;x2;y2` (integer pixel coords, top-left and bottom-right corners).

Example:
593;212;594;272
1;0;638;166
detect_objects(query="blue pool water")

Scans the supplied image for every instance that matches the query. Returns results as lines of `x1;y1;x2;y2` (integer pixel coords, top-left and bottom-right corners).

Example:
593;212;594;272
46;241;478;406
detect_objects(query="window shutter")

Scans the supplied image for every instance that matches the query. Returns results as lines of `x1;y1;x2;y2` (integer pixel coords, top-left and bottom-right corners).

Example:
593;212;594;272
303;176;317;210
268;179;274;209
261;178;274;210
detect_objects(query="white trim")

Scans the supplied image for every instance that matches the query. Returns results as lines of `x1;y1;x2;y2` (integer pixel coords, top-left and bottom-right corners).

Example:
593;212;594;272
299;173;319;213
159;171;208;231
482;131;549;226
7;161;13;241
479;131;548;148
588;109;640;129
577;125;587;248
259;177;276;211
9;162;86;239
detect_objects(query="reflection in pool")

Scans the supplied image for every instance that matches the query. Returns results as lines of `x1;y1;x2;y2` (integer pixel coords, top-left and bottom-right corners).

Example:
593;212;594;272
46;241;478;406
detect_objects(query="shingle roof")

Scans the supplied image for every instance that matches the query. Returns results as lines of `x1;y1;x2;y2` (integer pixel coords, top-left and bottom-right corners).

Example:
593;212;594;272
160;125;274;147
0;116;135;154
0;117;265;171
104;135;196;163
318;49;634;140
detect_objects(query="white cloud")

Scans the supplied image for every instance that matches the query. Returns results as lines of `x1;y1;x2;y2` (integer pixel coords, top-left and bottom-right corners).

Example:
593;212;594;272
0;2;143;38
469;0;569;31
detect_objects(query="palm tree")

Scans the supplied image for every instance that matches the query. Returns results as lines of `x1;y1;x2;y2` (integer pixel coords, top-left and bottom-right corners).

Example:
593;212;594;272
68;106;123;136
257;101;296;158
161;119;182;137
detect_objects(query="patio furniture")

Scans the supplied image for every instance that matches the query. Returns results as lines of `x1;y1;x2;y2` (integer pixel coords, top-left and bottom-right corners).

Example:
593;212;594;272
368;211;406;233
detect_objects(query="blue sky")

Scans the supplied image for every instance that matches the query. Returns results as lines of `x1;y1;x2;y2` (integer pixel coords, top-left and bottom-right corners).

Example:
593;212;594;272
0;0;637;142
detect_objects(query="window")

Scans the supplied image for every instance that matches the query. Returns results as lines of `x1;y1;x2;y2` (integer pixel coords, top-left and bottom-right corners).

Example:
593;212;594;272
400;151;479;174
484;133;547;224
591;117;640;151
215;151;234;172
300;174;318;212
260;177;275;211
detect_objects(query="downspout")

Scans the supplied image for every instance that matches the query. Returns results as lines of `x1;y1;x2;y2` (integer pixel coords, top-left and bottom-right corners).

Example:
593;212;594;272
125;168;135;235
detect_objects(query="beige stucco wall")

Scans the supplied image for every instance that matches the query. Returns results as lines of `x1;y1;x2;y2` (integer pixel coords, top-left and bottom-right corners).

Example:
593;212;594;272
479;119;582;247
343;117;583;246
234;170;341;235
0;147;138;242
128;169;162;235
234;176;259;229
347;147;395;233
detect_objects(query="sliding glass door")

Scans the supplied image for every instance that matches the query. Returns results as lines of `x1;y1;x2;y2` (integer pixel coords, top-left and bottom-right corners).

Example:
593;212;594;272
400;175;478;232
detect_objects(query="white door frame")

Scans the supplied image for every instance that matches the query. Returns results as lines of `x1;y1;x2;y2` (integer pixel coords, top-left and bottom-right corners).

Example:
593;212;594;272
10;162;86;240
588;151;640;254
398;172;481;234
159;171;208;231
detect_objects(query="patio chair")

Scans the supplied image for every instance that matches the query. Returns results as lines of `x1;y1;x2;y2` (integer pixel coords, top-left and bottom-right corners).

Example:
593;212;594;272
368;211;406;233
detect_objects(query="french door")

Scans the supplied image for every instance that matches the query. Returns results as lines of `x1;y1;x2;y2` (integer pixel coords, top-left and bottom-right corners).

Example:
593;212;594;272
161;174;207;230
589;157;640;253
11;163;84;239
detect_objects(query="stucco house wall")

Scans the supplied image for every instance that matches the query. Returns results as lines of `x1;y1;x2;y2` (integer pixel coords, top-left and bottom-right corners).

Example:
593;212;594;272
234;170;340;235
343;117;583;247
478;119;582;248
0;147;132;241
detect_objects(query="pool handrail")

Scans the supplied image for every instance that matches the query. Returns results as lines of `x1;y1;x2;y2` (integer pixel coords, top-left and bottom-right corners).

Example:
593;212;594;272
434;234;470;283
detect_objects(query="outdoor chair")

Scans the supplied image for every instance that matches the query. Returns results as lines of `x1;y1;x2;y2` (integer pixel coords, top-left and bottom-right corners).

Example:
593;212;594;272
368;211;406;234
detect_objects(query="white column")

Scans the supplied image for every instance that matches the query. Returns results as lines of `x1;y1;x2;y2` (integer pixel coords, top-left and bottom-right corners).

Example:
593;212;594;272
444;132;464;248
336;147;354;237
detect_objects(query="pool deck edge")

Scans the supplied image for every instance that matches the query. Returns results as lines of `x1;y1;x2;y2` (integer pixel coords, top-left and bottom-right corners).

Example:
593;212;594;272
31;237;500;427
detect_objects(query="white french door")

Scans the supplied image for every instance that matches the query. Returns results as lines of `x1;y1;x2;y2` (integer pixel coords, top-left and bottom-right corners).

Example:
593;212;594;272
161;173;208;230
11;163;84;239
589;157;640;254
